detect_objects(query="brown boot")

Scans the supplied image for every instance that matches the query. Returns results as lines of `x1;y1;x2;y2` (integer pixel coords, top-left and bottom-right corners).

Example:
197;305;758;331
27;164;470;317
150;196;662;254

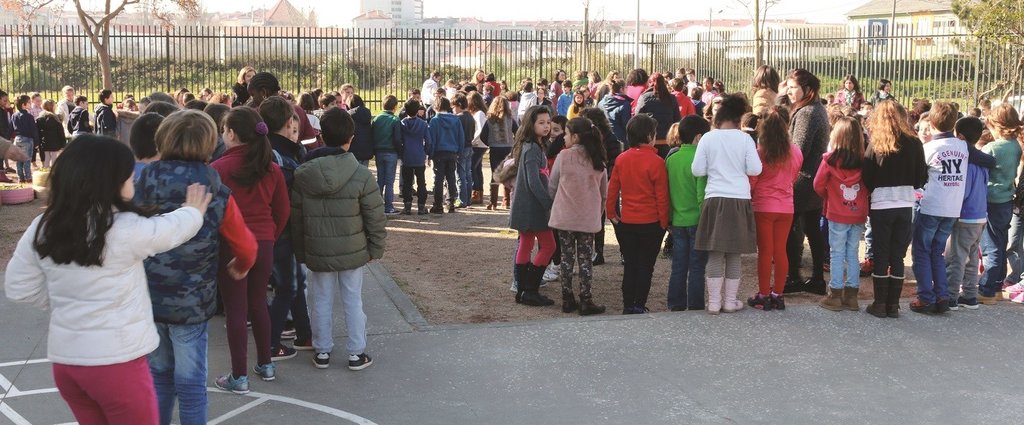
487;183;498;210
865;276;888;318
842;287;860;311
503;186;511;209
471;190;482;205
818;286;844;311
887;276;904;318
578;294;606;316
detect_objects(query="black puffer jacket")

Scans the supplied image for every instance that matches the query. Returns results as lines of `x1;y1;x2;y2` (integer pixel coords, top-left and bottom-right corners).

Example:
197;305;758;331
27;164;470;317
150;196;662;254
36;111;67;152
347;105;374;162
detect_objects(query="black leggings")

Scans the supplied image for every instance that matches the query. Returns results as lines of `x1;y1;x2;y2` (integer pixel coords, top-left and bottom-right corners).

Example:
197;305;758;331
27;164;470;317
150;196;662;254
787;208;826;280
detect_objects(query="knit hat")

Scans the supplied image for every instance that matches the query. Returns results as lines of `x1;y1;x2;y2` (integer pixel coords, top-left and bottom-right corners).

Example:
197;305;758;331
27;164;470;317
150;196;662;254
248;72;281;94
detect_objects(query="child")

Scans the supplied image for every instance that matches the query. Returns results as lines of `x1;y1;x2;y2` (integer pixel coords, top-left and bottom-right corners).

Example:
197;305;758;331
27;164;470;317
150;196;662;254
509;106;557;307
427;97;465;213
129;113;163;180
135;110;257;420
567;89;587;119
480;97;518;210
748;109;803;310
210;106;289;392
691;94;763;314
452;93;477;208
910;101;969;314
398;100;432;215
36;99;66;169
979;104;1023;304
862;101;928;318
666;115;711;311
292;106;386;371
68;95;92;136
607;114;670;314
96;89;117;137
814;116;868;311
5;136;211;424
946;116;995;310
371;95;402;215
10;95;37;182
541;115;569;283
548;117;608;315
556;80;574;117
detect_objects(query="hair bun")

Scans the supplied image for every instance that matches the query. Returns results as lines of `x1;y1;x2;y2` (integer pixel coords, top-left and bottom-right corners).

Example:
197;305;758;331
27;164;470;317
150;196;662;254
255;122;269;136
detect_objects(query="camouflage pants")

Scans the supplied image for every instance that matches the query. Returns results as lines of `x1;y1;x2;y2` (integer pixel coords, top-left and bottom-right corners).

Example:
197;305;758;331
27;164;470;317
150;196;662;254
558;231;596;298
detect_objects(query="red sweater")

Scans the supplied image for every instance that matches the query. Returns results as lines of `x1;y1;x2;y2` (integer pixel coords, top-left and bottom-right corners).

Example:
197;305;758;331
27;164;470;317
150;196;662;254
606;145;670;228
672;90;697;117
211;145;290;241
220;196;258;272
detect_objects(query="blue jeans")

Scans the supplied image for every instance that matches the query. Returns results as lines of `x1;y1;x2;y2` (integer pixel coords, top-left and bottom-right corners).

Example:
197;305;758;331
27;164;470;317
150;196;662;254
457;147;473;206
828;221;865;289
269;237;311;349
148;322;208;425
14;136;33;181
667;225;707;310
307;267;367;355
981;201;1014;296
912;211;956;303
375;151;398;213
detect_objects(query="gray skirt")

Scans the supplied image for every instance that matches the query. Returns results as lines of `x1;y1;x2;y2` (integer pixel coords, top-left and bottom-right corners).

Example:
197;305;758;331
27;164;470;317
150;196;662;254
695;197;757;253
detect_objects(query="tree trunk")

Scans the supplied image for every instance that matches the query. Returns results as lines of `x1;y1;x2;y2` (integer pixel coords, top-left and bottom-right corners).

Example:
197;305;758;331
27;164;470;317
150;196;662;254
98;46;113;90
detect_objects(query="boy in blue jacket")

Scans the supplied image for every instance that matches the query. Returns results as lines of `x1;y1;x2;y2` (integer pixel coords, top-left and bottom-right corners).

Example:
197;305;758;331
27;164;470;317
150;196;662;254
427;97;464;214
945;116;995;311
398;100;432;215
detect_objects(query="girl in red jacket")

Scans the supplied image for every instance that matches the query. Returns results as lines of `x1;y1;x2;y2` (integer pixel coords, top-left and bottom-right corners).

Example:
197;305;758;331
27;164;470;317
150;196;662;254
210;107;290;393
813;116;868;311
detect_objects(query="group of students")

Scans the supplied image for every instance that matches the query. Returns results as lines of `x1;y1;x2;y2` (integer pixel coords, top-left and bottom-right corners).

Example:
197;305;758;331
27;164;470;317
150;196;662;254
4;70;388;425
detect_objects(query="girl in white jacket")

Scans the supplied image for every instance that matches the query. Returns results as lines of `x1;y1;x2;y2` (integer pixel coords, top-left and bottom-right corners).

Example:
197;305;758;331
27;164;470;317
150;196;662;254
5;135;211;425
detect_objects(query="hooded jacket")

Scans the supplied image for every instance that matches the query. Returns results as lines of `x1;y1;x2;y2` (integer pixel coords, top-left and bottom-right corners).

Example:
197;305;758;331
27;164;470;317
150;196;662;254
95;104;116;133
68;106;92;134
348;105;375;162
427;113;464;156
517;91;538;121
962;146;995;221
11;108;38;139
636;90;681;140
813;152;868;224
398;116;432;166
599;93;633;145
36;111;67;152
290;151;387;272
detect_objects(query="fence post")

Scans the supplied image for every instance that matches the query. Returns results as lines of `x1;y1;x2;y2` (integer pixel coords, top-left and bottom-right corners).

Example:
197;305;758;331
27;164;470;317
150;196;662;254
695;33;701;74
296;27;302;91
538;30;544;81
27;28;35;90
973;36;983;107
855;27;862;79
165;28;172;93
648;33;656;72
419;29;426;78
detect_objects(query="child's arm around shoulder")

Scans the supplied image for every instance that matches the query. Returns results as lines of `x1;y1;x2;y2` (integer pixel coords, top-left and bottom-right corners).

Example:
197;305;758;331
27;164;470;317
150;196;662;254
359;169;387;260
132;184;211;259
5;217;49;309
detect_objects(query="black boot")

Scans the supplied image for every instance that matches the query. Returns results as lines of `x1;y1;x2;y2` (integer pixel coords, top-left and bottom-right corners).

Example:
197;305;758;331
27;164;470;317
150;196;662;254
520;264;555;306
561;289;578;313
887;276;904;318
418;204;427;215
803;277;828;296
578;294;606;316
401;203;412;215
865;275;888;318
783;275;806;294
513;264;529;304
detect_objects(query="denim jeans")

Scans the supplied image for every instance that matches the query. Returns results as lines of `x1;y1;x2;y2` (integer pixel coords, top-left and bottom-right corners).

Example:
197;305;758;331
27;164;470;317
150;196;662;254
828;221;865;289
269;237;311;348
667;225;707;310
1005;213;1024;284
307;267;367;355
981;201;1014;296
457;147;474;206
14;136;33;181
148;322;208;425
375;151;399;213
912;211;957;303
471;147;488;191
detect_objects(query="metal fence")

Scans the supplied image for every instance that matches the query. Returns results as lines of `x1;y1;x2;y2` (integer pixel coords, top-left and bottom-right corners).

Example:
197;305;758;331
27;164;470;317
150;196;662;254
0;24;1017;110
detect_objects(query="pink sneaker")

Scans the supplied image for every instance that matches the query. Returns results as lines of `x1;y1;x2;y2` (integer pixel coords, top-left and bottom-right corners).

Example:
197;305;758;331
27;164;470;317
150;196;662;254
1003;283;1024;304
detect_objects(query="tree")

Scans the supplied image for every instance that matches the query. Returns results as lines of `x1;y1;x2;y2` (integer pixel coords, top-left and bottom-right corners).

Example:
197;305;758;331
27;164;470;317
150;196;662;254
734;0;780;66
954;0;1024;102
66;0;200;90
0;0;58;34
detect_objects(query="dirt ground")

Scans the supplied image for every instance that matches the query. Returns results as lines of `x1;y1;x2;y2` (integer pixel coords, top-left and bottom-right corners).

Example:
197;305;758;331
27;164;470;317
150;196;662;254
372;159;917;325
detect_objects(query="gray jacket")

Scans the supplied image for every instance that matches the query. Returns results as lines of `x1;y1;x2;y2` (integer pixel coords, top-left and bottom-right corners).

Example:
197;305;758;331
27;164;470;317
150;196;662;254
790;101;830;212
509;142;553;232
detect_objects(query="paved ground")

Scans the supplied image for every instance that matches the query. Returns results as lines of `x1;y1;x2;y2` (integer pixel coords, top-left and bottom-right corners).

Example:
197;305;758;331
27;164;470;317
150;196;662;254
1;263;1023;425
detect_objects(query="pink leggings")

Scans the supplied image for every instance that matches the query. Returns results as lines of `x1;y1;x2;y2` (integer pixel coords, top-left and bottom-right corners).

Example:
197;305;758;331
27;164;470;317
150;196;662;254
53;356;159;425
515;230;556;266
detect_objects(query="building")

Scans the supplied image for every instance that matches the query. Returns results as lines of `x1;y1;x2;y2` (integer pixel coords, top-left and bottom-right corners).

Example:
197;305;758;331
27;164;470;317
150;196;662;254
845;0;963;59
359;0;424;26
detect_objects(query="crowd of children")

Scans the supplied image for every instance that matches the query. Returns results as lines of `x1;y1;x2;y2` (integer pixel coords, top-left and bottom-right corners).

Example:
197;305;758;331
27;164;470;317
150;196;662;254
4;61;1024;423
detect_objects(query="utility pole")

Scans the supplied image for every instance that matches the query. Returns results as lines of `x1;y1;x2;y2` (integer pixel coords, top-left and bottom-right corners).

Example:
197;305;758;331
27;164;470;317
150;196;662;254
634;0;640;69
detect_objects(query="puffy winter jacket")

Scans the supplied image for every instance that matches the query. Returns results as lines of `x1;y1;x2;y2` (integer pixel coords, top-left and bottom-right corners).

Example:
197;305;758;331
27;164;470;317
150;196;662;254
599;94;632;145
290;151;387;271
398;117;432;166
68;106;92;135
95;104;116;134
348;105;374;162
636;90;681;140
36;111;66;152
517;91;538;121
427;113;464;156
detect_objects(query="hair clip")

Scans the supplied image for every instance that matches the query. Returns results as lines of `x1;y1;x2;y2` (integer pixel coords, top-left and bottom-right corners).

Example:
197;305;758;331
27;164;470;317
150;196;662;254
255;122;269;136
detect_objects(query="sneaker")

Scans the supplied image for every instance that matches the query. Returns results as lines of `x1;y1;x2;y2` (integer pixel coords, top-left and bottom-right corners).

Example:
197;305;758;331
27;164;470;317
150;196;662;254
958;297;980;310
281;328;296;341
782;277;806;294
509;280;518;292
948;298;960;311
803;277;828;296
293;338;313;351
747;293;773;311
215;374;250;394
348;353;373;371
271;345;297;361
252;363;276;381
770;293;786;311
384;209;400;216
542;263;560;282
313;352;330;369
910;298;935;314
1003;282;1024;303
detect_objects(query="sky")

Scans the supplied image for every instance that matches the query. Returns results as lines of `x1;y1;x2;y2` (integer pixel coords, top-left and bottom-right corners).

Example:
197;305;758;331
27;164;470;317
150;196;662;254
190;0;874;27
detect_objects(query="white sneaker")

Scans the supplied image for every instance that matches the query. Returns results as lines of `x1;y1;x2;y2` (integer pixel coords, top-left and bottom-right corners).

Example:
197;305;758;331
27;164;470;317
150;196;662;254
509;280;518;292
542;263;560;282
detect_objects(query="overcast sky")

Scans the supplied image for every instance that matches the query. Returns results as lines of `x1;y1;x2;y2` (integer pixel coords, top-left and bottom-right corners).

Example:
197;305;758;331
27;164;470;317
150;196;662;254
184;0;873;27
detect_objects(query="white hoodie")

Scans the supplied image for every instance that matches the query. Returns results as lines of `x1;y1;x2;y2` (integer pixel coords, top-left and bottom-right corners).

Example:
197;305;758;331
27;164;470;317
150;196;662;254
517;91;538;121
